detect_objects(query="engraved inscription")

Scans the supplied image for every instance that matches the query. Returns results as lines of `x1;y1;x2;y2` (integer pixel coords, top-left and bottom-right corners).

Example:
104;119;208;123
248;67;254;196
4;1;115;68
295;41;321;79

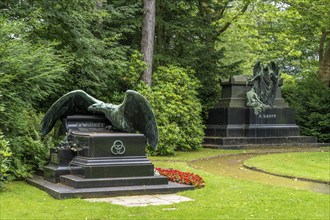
258;114;277;119
77;122;105;128
67;121;108;132
78;128;107;132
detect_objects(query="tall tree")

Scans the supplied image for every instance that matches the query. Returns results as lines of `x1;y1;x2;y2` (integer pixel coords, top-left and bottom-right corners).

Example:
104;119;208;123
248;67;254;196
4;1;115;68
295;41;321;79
153;0;251;113
141;0;156;86
219;0;330;82
318;27;330;87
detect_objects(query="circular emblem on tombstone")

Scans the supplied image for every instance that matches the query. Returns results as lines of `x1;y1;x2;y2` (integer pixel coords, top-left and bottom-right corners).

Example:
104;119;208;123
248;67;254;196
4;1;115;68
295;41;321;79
111;140;126;155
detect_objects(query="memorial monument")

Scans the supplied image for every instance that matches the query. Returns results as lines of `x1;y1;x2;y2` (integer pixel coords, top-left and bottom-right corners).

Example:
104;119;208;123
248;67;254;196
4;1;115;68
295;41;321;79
204;61;317;148
28;90;193;199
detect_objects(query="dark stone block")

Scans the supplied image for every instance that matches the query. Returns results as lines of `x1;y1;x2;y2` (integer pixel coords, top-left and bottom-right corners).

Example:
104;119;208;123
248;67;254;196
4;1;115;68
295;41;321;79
246;108;297;125
71;132;147;157
29;114;195;199
204;75;317;148
43;148;81;183
27;175;194;199
206;107;302;138
71;156;154;178
204;136;318;149
43;163;83;183
60;175;168;188
64;115;111;133
49;148;75;165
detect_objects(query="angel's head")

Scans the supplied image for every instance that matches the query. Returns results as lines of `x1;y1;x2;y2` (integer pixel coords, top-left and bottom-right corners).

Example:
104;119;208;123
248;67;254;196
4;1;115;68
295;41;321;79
88;102;116;113
88;102;106;113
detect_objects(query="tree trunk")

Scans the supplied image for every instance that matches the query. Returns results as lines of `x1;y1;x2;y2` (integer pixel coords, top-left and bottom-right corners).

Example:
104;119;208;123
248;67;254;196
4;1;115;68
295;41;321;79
319;31;330;87
141;0;156;87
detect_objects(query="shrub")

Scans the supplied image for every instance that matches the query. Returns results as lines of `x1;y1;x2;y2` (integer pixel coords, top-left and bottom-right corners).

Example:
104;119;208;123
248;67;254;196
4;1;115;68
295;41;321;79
137;65;204;155
0;134;12;190
6;111;50;180
0;17;60;180
282;73;330;142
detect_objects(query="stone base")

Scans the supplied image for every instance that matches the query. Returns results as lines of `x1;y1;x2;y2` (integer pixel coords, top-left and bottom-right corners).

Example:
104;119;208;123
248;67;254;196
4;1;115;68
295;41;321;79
203;136;319;149
27;175;194;199
28;128;195;199
60;175;168;188
205;107;301;137
43;164;82;183
70;156;154;178
204;106;318;148
203;75;319;149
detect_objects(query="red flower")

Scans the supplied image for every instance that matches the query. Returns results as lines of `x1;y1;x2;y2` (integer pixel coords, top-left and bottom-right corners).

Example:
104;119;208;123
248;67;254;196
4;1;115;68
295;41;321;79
155;167;205;188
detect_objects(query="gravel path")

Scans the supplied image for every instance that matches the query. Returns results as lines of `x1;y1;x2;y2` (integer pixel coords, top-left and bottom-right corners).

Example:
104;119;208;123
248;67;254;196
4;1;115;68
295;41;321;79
190;147;330;194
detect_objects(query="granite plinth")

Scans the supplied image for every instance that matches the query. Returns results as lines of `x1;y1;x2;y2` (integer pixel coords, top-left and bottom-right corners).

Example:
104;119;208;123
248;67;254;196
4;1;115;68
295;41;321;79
205;108;300;138
204;75;318;148
60;175;168;188
71;156;154;178
27;175;194;199
71;132;147;157
203;136;318;149
69;132;154;178
204;107;317;148
29;114;194;199
43;148;79;183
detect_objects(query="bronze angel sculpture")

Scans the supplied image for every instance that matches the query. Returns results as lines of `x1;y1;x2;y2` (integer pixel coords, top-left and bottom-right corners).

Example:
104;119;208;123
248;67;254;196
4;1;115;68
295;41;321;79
246;61;280;115
41;90;158;148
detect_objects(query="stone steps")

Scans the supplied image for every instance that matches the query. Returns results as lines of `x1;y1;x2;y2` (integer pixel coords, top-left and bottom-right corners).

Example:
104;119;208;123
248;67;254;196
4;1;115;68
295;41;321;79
203;136;318;148
60;174;168;189
27;175;194;199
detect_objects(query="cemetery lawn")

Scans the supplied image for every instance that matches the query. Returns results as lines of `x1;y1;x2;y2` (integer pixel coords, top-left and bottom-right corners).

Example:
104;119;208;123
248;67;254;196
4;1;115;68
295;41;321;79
1;148;330;220
244;151;330;182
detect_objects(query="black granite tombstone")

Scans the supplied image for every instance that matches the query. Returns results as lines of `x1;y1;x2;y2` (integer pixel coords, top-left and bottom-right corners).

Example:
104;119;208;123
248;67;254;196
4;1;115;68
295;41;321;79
203;75;317;148
28;115;193;199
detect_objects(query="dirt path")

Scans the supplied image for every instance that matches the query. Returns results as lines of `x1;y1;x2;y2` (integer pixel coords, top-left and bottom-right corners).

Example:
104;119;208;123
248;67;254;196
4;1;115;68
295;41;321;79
190;147;330;194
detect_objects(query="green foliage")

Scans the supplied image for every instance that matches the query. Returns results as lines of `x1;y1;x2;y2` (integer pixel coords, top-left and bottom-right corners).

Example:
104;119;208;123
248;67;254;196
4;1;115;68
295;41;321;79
0;1;145;181
220;0;327;75
120;0;245;114
0;17;67;132
137;65;204;155
154;1;234;114
0;134;12;190
282;73;330;142
0;17;59;179
32;0;143;104
9;135;49;180
2;110;50;180
0;21;60;179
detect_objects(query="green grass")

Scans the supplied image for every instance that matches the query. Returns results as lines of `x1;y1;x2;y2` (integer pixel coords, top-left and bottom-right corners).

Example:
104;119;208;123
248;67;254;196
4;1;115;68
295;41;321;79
149;148;244;161
244;151;330;182
1;149;329;220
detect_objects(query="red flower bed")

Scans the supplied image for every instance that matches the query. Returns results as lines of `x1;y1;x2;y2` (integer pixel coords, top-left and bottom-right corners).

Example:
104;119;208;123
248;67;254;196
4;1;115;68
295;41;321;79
155;167;205;189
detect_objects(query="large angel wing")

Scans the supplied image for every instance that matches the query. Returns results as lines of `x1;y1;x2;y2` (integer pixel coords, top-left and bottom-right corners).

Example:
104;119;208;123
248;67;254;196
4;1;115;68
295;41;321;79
269;61;279;78
116;90;158;149
253;60;261;76
41;90;102;136
269;61;280;106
